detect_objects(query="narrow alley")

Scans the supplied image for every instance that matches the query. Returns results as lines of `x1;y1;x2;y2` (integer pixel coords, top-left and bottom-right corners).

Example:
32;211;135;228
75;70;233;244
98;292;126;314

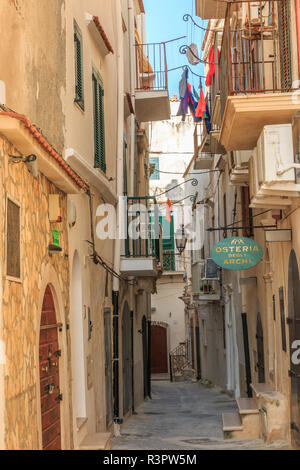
111;381;292;451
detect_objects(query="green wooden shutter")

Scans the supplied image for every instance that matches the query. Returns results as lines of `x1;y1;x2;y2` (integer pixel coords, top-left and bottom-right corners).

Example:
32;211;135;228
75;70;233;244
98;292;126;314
99;83;106;172
74;23;84;109
159;215;175;271
93;73;106;172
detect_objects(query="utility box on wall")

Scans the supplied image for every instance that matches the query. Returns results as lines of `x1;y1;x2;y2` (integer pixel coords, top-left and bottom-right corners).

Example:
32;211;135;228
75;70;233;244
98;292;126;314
49;194;61;222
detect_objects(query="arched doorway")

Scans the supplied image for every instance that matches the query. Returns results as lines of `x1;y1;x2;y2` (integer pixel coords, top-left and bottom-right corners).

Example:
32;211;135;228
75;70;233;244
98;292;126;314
288;250;300;446
151;324;168;374
122;302;132;416
142;316;148;398
70;252;86;421
39;285;62;450
256;312;265;383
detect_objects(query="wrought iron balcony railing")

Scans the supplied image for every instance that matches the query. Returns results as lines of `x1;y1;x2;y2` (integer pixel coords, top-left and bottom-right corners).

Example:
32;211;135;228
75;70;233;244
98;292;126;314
124;196;161;261
219;0;292;116
162;250;176;272
135;40;168;91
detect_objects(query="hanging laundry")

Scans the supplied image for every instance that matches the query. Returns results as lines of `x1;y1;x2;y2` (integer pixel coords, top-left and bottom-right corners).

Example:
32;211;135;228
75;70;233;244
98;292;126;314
204;103;212;134
186;43;200;66
178;68;188;100
205;45;220;87
177;68;189;117
166;199;173;223
195;82;206;118
193;86;199;101
187;84;201;123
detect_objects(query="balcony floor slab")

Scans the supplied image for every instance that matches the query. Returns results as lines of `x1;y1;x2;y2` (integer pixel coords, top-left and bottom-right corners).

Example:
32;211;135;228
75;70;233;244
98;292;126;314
220;93;300;151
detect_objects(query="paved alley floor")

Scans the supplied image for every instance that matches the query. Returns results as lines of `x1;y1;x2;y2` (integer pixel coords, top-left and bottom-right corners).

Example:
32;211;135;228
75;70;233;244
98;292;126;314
111;381;291;450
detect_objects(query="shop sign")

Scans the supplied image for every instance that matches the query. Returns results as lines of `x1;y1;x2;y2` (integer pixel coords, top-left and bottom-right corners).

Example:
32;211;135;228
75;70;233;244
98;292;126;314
211;237;263;271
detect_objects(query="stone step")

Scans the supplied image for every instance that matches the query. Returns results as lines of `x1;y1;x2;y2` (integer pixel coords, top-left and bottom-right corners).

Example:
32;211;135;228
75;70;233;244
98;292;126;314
79;432;111;450
222;413;243;432
76;417;88;446
236;398;259;415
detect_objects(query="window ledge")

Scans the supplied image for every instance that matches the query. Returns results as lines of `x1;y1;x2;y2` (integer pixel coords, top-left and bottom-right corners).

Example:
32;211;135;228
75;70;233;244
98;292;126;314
65;148;117;205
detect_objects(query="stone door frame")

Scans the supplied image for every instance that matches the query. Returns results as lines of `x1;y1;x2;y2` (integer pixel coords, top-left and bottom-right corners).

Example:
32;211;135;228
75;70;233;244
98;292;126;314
35;263;71;450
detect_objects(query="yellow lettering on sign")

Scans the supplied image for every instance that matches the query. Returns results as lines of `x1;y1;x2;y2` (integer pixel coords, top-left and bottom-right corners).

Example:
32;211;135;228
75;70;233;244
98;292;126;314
216;247;222;253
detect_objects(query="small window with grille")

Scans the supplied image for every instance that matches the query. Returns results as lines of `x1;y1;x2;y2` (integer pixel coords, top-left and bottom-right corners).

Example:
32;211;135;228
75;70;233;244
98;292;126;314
92;69;106;172
6;198;21;280
74;20;84;110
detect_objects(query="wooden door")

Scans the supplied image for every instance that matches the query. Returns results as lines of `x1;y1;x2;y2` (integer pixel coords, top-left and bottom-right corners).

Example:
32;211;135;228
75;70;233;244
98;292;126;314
142;316;148;398
122;303;132;416
150;325;168;374
39;286;62;450
288;250;300;446
104;309;113;427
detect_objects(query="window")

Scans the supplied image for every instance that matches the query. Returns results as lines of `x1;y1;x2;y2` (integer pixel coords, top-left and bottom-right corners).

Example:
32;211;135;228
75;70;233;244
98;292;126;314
92;70;106;172
74;21;84;110
6;198;20;279
149;157;160;180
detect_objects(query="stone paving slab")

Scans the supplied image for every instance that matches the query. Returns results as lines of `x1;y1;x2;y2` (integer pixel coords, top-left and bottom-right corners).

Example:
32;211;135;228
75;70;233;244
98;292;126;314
111;381;292;450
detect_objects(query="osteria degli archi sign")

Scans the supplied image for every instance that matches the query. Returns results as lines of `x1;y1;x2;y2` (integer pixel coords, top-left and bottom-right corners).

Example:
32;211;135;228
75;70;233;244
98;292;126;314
211;237;263;271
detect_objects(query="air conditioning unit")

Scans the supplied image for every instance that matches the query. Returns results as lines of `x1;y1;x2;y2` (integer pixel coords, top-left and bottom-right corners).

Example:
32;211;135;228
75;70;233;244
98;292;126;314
249;124;300;209
228;150;252;186
192;261;203;295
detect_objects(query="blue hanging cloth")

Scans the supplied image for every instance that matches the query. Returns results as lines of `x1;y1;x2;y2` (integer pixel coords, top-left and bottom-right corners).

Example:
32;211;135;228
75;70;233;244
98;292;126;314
177;68;190;117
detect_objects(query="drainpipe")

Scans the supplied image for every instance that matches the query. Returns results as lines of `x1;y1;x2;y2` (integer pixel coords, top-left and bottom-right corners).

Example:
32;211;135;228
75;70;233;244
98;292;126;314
112;0;125;430
128;0;136;412
295;0;300;79
128;0;136;198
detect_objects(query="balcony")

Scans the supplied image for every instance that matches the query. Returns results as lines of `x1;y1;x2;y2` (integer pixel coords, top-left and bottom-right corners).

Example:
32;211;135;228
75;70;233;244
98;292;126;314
228;150;252;186
135;40;170;122
249;123;300;209
195;0;227;19
192;260;221;302
219;1;299;151
120;197;162;278
193;119;225;171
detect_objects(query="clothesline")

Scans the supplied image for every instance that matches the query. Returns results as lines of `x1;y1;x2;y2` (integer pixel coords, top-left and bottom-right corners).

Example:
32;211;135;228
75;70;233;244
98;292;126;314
168;65;205;80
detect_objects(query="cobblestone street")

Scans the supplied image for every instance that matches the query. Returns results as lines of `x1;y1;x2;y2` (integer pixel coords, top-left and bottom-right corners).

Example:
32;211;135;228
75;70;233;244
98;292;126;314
111;381;292;450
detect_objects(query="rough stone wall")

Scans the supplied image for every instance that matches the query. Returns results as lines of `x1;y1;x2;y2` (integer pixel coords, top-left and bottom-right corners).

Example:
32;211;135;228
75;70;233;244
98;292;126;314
0;136;71;449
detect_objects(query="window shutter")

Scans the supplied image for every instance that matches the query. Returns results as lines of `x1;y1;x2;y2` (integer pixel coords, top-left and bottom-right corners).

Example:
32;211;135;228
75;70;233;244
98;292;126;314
7;199;20;278
74;24;84;109
93;72;106;172
278;0;292;90
99;84;106;172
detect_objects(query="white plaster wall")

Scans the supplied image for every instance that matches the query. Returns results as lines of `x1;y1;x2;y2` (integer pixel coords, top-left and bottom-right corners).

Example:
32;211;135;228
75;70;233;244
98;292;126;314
151;279;186;352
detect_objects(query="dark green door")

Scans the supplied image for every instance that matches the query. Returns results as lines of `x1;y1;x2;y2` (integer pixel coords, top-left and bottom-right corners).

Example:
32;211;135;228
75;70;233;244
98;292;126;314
159;215;175;271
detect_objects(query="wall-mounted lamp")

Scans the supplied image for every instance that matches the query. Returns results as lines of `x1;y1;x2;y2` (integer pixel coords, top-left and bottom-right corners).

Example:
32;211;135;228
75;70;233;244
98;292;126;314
175;225;188;256
9;154;38;178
